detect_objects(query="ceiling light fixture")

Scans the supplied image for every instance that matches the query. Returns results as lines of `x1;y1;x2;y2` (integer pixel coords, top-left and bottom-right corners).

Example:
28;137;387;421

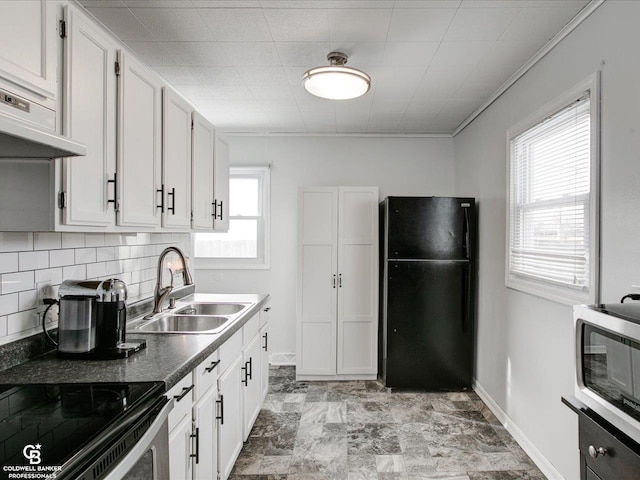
303;52;371;100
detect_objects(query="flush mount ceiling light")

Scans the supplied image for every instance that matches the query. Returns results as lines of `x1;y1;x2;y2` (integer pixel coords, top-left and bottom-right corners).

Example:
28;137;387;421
303;52;371;100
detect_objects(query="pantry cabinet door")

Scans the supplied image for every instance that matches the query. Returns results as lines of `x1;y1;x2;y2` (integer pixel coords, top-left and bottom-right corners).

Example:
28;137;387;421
116;50;162;228
192;112;215;231
337;187;379;375
162;88;192;229
0;0;56;101
297;187;338;376
61;5;116;227
213;136;230;232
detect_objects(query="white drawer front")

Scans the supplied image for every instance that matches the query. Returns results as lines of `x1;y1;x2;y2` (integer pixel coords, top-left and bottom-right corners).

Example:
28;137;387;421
243;314;260;344
194;349;220;400
219;329;243;374
167;373;194;432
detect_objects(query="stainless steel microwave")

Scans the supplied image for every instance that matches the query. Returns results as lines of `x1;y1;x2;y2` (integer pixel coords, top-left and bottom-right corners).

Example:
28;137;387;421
574;303;640;443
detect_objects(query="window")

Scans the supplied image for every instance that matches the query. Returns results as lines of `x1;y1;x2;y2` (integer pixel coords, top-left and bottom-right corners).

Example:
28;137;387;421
506;76;599;305
194;166;270;269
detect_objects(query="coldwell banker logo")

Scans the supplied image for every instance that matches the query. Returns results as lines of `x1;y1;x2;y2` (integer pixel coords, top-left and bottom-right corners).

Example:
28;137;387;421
2;443;62;478
22;444;42;465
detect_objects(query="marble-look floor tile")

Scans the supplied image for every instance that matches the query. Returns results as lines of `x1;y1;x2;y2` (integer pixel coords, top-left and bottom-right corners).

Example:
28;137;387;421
326;402;347;423
347;424;403;455
260;455;291;474
467;472;546;480
376;454;406;473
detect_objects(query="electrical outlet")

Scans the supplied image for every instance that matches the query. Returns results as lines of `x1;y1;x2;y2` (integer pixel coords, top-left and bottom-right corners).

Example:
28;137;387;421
36;281;54;313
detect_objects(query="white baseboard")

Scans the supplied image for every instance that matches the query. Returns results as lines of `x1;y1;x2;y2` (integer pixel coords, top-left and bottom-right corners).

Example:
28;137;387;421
473;380;563;480
296;374;377;381
269;352;296;365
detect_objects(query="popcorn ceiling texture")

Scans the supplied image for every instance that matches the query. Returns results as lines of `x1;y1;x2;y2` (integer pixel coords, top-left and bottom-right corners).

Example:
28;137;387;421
0;232;190;345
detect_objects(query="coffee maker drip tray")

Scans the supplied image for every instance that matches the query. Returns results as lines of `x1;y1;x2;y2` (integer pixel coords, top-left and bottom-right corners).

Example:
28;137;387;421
57;339;146;360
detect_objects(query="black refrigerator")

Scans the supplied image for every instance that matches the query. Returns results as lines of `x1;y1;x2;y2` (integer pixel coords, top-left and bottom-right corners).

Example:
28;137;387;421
379;196;476;390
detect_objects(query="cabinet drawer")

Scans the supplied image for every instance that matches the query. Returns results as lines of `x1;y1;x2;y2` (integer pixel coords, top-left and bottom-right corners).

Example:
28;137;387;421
579;413;640;480
167;373;194;432
220;329;242;373
194;349;220;400
243;314;260;344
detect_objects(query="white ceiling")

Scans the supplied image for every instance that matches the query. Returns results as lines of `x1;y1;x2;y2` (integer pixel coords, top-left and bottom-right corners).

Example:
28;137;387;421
78;0;590;135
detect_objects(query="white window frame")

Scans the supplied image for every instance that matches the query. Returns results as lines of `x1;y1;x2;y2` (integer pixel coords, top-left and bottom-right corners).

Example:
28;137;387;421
505;74;600;305
194;166;270;270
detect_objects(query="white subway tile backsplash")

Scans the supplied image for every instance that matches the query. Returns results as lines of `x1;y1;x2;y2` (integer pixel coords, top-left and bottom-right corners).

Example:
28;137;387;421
34;233;62;251
0;253;19;273
0;293;19;316
116;246;130;259
1;271;35;294
104;233;123;247
19;251;49;271
130;245;144;258
0;233;33;252
85;233;106;247
86;262;107;279
97;247;116;262
75;248;97;265
50;249;76;268
19;289;37;311
35;268;63;286
63;264;87;280
61;233;85;249
8;309;39;335
137;233;151;244
0;316;6;337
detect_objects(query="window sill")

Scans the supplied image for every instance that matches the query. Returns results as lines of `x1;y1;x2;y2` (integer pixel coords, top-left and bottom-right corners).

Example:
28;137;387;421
506;275;595;306
194;258;270;270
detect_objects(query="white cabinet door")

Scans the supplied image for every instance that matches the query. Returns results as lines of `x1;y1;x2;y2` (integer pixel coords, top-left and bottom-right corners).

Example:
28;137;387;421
169;414;193;480
260;320;270;402
61;5;116;227
194;385;218;480
162;88;192;229
337;187;379;374
213;136;230;232
192;112;215;231
217;354;244;480
0;1;56;101
297;188;338;376
243;333;262;441
116;50;162;228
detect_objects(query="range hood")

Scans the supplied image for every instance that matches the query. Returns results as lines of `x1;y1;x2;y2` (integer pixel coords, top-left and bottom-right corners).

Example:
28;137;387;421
0;113;86;159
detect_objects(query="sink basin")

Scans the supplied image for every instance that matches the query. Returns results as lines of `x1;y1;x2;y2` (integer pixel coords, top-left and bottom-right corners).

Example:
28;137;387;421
136;315;232;334
175;302;247;316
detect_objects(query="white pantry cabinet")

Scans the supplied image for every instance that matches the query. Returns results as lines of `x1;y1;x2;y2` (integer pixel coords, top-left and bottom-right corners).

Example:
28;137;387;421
0;0;57;112
297;187;379;379
191;112;215;230
116;50;163;229
213;136;230;232
60;5;117;228
162;88;192;229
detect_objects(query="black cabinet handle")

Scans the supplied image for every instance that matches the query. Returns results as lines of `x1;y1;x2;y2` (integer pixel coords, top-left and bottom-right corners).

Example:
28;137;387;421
216;395;224;424
248;357;253;380
173;384;194;402
212;199;217;219
264;307;270;312
168;187;176;214
217;200;223;221
190;427;199;464
263;332;268;351
339;274;342;288
332;274;336;288
205;360;220;373
156;184;165;212
241;363;248;386
107;173;117;209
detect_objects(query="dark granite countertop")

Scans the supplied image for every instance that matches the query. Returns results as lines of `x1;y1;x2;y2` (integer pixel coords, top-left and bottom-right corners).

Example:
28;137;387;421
0;293;270;391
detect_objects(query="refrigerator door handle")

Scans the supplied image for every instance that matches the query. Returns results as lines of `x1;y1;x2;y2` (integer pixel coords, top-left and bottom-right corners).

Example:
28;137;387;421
462;263;471;330
463;206;470;260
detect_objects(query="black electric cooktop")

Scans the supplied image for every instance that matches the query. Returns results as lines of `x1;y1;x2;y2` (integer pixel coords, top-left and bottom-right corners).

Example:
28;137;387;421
0;382;164;479
589;302;640;324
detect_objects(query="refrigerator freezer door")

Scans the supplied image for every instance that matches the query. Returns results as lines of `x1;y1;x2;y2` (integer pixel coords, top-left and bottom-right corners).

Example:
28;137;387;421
386;197;474;261
384;260;473;389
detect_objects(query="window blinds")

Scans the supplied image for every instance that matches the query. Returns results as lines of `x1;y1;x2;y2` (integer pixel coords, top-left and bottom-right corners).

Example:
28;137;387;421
509;92;591;291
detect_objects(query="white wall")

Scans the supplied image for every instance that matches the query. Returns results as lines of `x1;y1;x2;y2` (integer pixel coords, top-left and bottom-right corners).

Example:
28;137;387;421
453;2;640;479
194;135;455;360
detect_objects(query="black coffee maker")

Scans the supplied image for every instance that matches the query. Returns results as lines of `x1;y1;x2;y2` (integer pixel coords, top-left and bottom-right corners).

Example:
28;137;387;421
94;279;146;359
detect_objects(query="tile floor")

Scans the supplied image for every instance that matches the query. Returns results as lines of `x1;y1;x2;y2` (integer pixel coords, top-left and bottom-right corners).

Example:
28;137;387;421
230;366;546;480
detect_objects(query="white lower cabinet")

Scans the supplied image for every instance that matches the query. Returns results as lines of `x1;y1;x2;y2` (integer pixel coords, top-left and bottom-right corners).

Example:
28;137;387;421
242;330;262;441
260;306;271;402
169;414;194;480
193;383;218;479
217;352;244;480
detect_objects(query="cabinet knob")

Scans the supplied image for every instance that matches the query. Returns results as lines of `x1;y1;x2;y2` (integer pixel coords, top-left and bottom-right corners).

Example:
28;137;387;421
588;445;607;459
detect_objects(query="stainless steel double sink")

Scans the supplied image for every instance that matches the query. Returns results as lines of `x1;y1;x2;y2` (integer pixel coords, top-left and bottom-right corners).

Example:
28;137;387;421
129;301;251;334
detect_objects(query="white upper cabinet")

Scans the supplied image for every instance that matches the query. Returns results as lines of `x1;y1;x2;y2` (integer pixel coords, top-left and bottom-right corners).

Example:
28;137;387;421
116;50;162;229
213;136;230;232
162;88;192;229
297;187;379;379
61;5;117;227
192;112;215;231
0;0;57;104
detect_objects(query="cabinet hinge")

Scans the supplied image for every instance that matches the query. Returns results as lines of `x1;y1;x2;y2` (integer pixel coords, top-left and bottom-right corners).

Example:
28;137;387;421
58;191;66;209
115;61;121;76
59;20;67;39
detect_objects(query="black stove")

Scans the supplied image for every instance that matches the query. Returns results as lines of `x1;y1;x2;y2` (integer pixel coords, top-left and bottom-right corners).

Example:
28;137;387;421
0;382;166;480
589;302;640;325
